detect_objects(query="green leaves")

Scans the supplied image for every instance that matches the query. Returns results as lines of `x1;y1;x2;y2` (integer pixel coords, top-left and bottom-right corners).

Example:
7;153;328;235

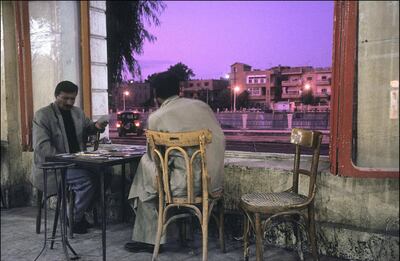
106;1;166;85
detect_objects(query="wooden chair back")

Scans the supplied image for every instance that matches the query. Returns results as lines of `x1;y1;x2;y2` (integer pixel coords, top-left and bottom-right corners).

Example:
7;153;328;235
146;129;212;205
289;128;323;200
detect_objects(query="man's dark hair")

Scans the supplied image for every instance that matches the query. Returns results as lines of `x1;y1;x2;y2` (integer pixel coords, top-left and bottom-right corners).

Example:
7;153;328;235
54;81;78;97
151;72;180;99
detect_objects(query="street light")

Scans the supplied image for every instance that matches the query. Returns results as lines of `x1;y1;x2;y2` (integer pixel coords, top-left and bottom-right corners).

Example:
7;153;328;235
123;91;129;111
233;86;240;112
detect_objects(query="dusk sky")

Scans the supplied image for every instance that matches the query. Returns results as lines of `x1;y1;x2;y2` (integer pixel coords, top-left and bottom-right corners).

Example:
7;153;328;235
130;1;334;81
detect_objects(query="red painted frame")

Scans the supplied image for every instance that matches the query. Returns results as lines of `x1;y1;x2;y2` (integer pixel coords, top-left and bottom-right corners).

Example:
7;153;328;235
330;1;399;178
14;1;33;152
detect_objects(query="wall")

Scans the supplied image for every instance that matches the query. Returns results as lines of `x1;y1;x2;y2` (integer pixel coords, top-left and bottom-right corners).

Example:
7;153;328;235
1;2;32;207
224;151;399;261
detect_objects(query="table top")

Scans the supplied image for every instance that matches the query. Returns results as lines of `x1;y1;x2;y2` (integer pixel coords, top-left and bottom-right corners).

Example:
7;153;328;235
46;145;145;168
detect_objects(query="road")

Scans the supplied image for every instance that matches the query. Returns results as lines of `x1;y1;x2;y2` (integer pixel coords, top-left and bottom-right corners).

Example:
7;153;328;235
109;130;329;155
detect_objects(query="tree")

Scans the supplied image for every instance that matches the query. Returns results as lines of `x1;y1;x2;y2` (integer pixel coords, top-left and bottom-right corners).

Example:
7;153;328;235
237;90;250;109
301;90;314;105
167;62;195;83
214;89;231;111
106;1;165;86
272;75;284;102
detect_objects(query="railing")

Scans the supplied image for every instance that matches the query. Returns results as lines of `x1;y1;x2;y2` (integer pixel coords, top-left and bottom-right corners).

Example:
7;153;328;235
314;92;331;97
316;79;330;85
282;92;301;98
110;111;331;131
282;80;301;86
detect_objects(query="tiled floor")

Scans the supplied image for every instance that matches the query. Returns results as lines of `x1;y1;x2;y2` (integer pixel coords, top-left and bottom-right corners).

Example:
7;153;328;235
1;207;347;261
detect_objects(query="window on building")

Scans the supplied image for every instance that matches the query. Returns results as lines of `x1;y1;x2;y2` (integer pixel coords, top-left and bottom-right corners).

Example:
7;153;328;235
307;77;313;80
197;83;201;87
204;82;209;86
249;87;261;96
321;76;327;80
189;83;194;87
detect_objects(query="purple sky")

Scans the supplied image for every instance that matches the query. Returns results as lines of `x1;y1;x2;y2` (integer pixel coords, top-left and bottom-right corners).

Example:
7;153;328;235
129;1;334;81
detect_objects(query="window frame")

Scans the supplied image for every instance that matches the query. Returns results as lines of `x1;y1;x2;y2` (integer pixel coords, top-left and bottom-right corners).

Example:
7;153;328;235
14;2;92;151
330;1;399;178
14;1;33;151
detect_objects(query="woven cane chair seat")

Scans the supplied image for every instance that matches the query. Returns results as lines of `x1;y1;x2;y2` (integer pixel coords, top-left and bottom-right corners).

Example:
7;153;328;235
240;128;323;261
241;192;307;212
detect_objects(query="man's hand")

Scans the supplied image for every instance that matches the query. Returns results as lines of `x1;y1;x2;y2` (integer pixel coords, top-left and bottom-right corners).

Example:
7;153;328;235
95;121;108;129
95;115;109;129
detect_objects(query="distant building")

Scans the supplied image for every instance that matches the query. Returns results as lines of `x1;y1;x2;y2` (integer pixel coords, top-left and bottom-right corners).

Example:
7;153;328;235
180;79;229;107
112;81;151;111
229;62;332;110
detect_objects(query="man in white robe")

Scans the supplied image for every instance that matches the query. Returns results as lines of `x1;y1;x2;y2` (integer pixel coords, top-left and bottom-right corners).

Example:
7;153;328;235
125;72;225;252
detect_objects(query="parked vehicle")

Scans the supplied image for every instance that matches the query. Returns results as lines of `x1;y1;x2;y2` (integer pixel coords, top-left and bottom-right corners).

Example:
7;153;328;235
116;111;144;137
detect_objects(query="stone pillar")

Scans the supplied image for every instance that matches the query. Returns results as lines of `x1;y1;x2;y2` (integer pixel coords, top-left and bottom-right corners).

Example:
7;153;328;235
242;113;248;129
89;1;109;138
287;113;293;130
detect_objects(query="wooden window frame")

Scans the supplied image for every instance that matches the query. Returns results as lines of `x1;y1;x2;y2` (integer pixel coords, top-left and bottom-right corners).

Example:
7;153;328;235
14;1;33;152
80;1;92;118
329;1;399;178
14;2;92;151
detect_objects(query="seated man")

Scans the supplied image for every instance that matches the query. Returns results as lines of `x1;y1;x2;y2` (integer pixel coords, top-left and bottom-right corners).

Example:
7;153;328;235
32;81;108;234
125;72;225;252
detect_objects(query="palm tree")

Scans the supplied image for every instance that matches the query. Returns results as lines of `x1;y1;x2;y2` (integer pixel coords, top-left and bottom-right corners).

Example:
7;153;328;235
106;1;165;88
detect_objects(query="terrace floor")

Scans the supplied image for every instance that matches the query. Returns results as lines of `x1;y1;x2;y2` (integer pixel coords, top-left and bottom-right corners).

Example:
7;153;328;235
1;207;347;261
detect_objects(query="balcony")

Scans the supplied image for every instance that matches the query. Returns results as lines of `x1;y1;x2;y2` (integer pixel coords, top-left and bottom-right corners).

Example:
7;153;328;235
316;79;331;85
282;92;301;99
314;91;331;98
282;80;301;87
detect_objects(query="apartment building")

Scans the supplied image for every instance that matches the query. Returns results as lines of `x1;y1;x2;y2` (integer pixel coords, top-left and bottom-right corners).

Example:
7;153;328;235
180;79;229;106
229;62;332;110
229;62;272;109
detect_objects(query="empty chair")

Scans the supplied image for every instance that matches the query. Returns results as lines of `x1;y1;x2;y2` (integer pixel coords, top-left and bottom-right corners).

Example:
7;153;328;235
147;129;225;261
240;128;322;261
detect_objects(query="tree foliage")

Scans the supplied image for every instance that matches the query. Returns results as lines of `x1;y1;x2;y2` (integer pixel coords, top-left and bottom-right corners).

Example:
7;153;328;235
301;89;314;105
215;89;231;111
237;90;250;109
106;1;165;86
146;62;195;83
167;62;195;83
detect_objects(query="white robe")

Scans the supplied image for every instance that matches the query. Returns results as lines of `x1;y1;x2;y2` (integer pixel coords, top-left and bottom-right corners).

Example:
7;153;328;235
128;96;225;244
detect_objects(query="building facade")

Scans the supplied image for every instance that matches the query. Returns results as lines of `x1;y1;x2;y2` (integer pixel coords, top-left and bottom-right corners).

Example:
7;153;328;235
180;79;229;109
229;63;332;110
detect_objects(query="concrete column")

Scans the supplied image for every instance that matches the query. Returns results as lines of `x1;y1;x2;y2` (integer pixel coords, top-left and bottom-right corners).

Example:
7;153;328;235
242;113;248;129
287;113;293;130
89;1;109;138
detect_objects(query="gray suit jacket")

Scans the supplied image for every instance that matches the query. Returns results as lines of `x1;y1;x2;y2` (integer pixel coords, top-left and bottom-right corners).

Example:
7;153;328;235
32;103;98;195
129;96;225;203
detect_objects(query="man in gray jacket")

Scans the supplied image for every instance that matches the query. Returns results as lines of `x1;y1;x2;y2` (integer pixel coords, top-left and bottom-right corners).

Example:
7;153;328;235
125;72;225;252
32;81;108;234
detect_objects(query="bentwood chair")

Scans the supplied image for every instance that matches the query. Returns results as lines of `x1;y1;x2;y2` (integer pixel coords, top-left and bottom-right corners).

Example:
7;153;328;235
240;128;322;261
146;129;225;261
